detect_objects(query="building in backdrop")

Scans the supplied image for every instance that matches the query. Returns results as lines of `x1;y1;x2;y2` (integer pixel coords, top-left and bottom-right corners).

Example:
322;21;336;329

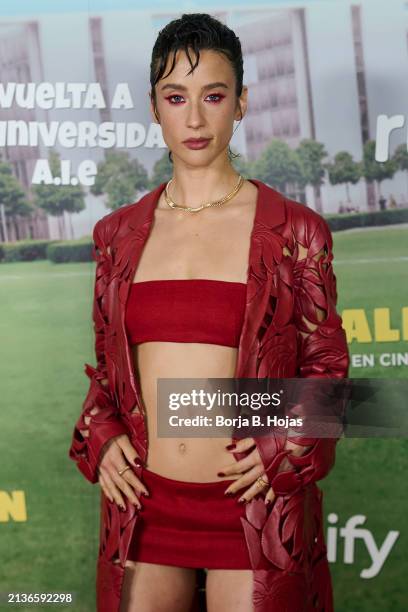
0;0;407;240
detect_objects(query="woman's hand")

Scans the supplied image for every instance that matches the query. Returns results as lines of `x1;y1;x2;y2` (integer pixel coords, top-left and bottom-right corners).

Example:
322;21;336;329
219;437;311;505
97;434;149;511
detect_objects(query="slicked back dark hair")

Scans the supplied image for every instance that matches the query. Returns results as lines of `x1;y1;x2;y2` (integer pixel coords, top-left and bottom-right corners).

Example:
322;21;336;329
150;13;244;163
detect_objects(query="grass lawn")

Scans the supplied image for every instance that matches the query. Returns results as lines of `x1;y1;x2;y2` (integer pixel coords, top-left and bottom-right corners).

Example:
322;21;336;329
1;262;99;611
0;225;406;611
321;226;407;611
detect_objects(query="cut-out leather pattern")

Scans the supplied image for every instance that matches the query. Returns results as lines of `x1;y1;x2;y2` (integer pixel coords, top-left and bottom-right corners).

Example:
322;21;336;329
68;219;129;484
245;210;349;611
68;180;350;612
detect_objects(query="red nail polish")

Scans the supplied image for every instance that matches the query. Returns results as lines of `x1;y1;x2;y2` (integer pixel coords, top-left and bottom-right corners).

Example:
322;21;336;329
237;498;246;504
134;457;144;467
226;443;236;450
217;471;226;477
225;491;235;497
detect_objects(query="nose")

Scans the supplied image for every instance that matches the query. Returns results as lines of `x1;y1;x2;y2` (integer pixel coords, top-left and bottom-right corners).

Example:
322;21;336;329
186;100;205;129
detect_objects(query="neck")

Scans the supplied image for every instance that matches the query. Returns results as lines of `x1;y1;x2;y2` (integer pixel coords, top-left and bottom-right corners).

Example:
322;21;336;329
168;163;241;208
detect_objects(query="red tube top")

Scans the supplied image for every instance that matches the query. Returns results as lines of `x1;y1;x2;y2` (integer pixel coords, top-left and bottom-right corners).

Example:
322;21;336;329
125;279;247;348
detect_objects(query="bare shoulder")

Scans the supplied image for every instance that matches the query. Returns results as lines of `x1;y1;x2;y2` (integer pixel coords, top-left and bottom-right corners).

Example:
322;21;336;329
238;178;259;209
243;178;259;200
227;178;258;216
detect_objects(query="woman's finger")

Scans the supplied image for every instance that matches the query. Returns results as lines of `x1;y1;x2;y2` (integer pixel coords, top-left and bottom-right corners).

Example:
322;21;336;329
119;466;150;499
218;447;259;476
237;472;270;504
226;437;256;453
112;438;149;497
264;486;276;506
98;466;127;510
98;472;113;503
99;441;148;504
109;469;142;510
224;463;264;496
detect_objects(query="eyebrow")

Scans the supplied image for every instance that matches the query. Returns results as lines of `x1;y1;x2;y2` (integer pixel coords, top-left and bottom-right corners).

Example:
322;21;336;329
160;81;229;92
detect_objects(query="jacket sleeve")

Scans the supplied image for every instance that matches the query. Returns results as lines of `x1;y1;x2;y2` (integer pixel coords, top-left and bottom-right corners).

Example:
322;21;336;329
255;216;350;495
68;217;129;484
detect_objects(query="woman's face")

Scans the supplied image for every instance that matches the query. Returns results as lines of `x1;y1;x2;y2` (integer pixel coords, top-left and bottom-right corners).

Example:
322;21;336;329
150;48;247;167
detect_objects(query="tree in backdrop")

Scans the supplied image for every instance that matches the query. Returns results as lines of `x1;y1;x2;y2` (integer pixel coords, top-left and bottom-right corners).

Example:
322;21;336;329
361;140;397;210
149;151;173;189
149;147;253;190
325;151;361;206
32;150;85;239
229;148;253;179
295;139;328;213
91;151;149;210
0;158;30;241
252;139;303;198
393;143;408;203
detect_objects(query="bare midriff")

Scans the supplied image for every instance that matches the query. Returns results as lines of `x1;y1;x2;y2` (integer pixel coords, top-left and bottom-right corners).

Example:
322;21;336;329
130;341;240;483
127;178;259;484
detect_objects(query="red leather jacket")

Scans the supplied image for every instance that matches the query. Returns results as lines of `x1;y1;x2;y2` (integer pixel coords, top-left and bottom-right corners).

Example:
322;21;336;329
68;179;350;612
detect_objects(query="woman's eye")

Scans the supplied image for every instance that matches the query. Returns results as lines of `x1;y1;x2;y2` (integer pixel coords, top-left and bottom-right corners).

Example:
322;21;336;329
167;94;184;104
206;93;224;102
166;93;224;104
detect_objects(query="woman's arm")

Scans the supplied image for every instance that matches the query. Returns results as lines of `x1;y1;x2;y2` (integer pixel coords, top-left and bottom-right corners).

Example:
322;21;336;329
254;216;350;496
219;216;350;502
68;218;129;484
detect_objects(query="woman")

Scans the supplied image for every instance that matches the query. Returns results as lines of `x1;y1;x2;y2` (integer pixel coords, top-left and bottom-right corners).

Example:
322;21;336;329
68;13;350;612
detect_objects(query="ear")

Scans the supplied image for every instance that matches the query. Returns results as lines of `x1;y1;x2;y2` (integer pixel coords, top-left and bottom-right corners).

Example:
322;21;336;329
149;91;160;123
235;85;248;121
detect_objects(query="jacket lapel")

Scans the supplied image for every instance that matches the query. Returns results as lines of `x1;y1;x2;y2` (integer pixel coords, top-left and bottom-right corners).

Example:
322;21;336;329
113;179;286;413
234;179;287;377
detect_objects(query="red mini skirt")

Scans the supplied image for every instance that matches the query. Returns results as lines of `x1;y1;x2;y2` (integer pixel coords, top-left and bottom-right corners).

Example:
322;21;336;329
127;467;252;569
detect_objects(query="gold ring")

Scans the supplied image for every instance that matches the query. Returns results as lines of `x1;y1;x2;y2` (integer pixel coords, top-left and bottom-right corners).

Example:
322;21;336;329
118;465;131;477
256;476;268;488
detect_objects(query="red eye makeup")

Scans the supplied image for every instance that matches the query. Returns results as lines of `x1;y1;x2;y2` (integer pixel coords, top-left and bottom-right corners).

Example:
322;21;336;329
165;93;225;104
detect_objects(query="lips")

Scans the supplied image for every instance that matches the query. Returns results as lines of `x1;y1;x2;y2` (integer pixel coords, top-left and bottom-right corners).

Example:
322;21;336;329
183;138;211;143
182;137;212;150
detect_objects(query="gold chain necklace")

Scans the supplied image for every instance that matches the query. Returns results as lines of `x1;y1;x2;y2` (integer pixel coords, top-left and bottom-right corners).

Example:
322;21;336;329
164;174;244;213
